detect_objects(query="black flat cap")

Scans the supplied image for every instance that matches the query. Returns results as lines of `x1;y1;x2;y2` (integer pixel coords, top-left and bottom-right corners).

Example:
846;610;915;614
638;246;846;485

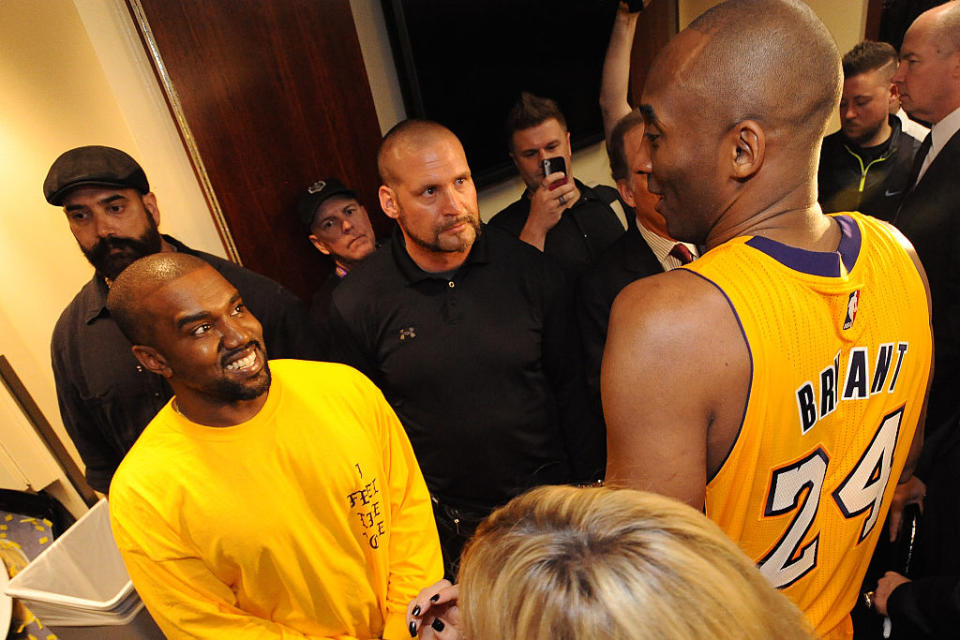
43;145;150;206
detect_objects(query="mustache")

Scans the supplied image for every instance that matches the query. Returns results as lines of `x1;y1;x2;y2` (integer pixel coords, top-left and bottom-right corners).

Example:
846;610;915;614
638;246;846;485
220;341;263;368
439;215;477;232
87;236;152;262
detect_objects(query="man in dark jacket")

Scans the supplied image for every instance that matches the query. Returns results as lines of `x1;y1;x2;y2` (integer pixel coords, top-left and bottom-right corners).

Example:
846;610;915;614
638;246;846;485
818;41;921;221
45;145;319;492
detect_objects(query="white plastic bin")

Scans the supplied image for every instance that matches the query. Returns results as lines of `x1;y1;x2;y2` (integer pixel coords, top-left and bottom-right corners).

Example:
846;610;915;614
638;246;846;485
4;499;164;639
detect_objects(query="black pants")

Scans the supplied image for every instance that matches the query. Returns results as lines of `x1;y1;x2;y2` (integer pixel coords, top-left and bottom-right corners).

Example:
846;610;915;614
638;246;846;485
431;497;493;581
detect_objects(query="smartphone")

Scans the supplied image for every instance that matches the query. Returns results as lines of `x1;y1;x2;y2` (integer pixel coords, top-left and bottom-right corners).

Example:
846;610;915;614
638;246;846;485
542;156;566;177
542;156;568;190
627;0;646;11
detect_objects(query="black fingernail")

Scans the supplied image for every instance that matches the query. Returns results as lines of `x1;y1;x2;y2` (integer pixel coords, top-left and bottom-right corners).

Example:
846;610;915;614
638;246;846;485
430;593;440;602
412;605;421;617
432;618;445;632
409;621;417;637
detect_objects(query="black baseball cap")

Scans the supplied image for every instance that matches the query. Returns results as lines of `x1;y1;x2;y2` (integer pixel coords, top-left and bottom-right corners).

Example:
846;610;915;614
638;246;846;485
43;145;150;206
296;177;356;227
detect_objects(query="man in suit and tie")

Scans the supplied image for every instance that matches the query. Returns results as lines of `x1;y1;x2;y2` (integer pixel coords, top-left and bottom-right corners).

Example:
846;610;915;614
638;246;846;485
577;1;698;426
578;110;697;422
878;3;960;634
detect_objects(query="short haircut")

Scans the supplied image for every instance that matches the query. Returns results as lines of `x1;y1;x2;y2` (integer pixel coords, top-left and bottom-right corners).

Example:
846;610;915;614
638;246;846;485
458;486;815;640
606;110;646;182
107;253;210;346
505;92;567;149
842;41;898;81
677;0;841;149
377;119;457;186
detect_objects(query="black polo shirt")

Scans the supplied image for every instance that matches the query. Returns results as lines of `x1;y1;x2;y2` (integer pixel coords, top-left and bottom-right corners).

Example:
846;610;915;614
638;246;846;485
487;179;625;273
329;225;602;510
51;235;321;492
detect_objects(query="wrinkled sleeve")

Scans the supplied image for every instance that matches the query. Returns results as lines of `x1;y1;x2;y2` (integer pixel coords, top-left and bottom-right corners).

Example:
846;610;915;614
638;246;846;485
887;576;960;638
367;377;443;639
109;492;357;640
540;259;605;482
51;329;116;493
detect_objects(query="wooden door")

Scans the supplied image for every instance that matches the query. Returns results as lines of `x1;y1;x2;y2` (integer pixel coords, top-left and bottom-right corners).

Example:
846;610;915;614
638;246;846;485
128;0;387;300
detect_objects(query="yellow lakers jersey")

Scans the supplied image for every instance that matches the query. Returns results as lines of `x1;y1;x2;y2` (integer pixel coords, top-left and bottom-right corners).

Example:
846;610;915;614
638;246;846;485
689;213;931;639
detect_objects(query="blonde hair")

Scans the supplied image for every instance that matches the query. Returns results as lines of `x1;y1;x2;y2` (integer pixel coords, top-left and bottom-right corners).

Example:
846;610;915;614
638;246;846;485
458;486;814;640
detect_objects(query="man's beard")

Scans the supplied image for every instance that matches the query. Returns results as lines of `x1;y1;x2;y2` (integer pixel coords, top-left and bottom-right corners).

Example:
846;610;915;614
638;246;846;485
82;216;163;281
206;353;272;402
403;215;481;254
845;120;885;147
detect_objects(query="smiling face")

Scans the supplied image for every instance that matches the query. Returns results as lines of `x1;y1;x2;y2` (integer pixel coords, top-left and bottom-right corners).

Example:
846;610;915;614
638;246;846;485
139;265;271;413
62;186;163;280
509;118;573;191
637;31;727;245
308;195;376;270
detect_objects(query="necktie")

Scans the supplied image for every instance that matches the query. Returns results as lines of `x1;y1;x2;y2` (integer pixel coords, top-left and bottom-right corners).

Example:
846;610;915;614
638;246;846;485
669;243;694;265
895;132;932;225
908;132;932;189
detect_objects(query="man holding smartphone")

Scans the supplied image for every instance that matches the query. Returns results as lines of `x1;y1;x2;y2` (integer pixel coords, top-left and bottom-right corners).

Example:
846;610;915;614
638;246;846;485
488;92;625;273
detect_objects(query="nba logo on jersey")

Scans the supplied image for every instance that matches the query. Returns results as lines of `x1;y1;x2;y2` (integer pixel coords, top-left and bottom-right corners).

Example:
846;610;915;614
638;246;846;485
843;290;860;330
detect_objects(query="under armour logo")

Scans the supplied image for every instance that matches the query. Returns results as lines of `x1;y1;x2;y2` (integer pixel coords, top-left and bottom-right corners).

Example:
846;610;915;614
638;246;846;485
307;179;327;194
399;327;416;342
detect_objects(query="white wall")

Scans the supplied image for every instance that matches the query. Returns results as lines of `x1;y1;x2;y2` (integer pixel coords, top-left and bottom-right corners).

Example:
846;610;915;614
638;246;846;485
679;0;868;134
0;0;224;511
351;0;868;218
348;0;617;222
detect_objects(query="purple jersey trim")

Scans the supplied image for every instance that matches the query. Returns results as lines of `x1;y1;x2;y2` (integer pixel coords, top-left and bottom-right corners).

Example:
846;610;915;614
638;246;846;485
744;214;861;276
684;270;754;489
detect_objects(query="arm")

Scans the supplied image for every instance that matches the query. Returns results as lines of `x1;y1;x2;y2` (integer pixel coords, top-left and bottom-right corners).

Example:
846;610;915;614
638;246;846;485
51;334;117;493
110;498;347;639
602;271;749;508
600;3;641;138
540;258;605;482
517;172;579;251
576;271;612;422
374;381;444;639
326;298;382;383
883;221;934;540
879;573;960;636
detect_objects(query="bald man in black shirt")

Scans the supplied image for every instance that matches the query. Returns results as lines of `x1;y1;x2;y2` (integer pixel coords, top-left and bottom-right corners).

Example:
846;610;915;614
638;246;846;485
328;120;600;578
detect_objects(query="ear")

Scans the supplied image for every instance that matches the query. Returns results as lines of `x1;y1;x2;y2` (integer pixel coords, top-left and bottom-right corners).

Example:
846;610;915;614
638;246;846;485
132;344;172;378
308;233;332;256
728;120;764;180
379;185;400;221
616;178;636;209
951;50;960;81
888;82;900;112
141;192;160;227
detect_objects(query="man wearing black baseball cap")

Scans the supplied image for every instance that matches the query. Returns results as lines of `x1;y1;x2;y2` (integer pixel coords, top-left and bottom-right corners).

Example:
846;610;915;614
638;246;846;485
46;145;320;493
296;177;377;331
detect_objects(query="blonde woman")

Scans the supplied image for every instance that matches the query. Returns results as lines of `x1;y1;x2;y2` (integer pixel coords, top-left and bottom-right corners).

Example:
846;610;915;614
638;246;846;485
407;485;813;639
